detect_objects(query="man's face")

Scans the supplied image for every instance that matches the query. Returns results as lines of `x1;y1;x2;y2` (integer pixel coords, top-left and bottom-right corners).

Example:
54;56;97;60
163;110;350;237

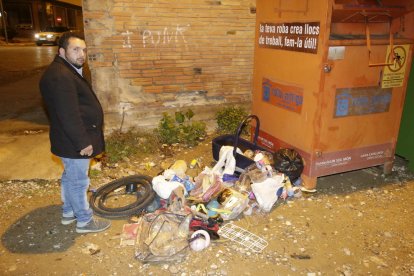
59;37;87;68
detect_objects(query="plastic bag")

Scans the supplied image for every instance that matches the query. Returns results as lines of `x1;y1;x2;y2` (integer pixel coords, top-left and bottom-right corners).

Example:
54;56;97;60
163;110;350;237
189;172;223;203
135;212;191;263
251;174;284;212
273;148;304;181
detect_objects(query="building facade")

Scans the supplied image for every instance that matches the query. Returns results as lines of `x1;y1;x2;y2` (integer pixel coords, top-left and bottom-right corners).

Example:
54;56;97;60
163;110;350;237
82;0;256;131
2;0;82;33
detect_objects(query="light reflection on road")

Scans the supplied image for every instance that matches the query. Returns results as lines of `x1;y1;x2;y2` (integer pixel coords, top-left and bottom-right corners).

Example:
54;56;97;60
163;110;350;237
0;45;56;73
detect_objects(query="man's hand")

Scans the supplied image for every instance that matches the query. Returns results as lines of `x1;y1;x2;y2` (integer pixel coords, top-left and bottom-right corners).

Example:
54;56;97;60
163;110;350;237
80;145;93;156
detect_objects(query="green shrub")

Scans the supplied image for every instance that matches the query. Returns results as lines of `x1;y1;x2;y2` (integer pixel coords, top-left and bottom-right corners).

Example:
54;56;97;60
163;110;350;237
155;109;206;146
215;106;249;134
104;128;159;163
156;112;180;145
180;120;206;146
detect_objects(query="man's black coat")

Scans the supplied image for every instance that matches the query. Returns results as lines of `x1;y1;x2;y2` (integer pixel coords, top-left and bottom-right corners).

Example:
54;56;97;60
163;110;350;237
39;55;105;159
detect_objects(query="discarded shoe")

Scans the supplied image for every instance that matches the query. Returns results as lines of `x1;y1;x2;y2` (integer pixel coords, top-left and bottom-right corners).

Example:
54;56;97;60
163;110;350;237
300;187;317;193
76;218;111;234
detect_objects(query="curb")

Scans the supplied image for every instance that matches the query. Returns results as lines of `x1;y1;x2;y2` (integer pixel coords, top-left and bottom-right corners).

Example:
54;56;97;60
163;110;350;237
0;42;36;47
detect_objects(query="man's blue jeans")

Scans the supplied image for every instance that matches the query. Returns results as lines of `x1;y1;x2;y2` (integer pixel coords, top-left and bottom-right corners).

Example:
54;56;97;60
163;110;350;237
60;157;93;227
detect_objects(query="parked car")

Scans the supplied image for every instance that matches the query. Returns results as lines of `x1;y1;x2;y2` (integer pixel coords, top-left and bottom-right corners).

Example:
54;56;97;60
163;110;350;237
34;26;70;46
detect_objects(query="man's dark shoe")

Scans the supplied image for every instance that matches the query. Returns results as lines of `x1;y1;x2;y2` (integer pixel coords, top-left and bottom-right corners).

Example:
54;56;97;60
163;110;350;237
76;218;111;233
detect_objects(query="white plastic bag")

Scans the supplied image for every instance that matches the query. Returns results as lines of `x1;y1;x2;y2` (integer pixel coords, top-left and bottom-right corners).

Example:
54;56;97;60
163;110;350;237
251;174;284;212
152;175;186;199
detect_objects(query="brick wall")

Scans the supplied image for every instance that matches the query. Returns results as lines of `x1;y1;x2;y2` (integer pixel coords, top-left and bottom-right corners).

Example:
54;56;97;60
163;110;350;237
82;0;256;132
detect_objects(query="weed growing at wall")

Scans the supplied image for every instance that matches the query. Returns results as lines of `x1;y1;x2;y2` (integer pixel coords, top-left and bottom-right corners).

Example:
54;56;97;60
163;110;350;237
215;106;249;134
155;109;206;146
104;128;160;164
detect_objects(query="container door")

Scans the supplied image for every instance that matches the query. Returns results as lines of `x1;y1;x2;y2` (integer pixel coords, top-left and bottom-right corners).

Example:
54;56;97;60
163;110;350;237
313;1;414;177
316;45;404;176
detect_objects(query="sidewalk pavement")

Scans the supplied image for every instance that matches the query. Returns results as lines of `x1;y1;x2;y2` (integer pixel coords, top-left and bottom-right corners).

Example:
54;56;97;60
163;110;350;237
0;132;63;180
0;70;62;181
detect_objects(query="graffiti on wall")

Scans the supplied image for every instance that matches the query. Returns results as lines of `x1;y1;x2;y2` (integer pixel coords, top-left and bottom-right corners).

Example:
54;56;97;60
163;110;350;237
142;24;190;48
119;24;190;48
122;30;133;48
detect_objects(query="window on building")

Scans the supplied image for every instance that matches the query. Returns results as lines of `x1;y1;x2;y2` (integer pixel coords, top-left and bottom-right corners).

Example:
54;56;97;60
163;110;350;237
67;9;76;28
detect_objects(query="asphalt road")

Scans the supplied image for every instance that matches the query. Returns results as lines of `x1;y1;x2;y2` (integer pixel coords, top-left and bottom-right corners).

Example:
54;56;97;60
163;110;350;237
0;44;56;85
0;44;56;120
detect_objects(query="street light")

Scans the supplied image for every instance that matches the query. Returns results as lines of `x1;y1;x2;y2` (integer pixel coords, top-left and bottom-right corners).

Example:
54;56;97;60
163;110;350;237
0;0;8;43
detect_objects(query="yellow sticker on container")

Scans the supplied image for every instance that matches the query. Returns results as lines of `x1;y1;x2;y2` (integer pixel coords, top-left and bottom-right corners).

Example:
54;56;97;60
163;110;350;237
382;44;410;88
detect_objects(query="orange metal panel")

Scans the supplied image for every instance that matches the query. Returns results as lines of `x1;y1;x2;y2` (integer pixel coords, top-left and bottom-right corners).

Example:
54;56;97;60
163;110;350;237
252;0;330;152
252;0;414;188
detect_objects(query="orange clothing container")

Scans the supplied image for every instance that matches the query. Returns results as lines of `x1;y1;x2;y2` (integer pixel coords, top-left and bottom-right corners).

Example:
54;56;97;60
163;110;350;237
252;0;414;189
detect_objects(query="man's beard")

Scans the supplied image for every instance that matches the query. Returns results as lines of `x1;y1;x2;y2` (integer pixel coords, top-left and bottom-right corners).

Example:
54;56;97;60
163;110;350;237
66;54;84;69
71;60;84;69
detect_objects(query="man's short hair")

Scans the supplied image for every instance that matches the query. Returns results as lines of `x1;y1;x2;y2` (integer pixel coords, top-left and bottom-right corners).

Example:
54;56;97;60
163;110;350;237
58;31;85;50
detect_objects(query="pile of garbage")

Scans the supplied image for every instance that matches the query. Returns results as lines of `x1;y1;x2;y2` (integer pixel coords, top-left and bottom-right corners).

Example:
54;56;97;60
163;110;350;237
109;147;306;263
133;146;303;262
152;146;304;213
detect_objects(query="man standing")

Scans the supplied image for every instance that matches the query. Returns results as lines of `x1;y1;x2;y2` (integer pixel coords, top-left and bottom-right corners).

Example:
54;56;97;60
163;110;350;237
39;32;110;233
